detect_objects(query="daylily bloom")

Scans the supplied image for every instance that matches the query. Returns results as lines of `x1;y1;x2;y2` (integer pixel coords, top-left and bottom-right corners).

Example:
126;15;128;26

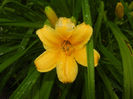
34;17;100;83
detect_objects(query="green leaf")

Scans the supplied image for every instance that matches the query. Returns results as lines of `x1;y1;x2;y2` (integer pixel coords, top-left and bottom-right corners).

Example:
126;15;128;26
9;66;40;99
94;1;104;45
17;29;34;51
108;21;133;99
98;44;123;86
0;40;38;73
0;22;43;28
72;0;82;20
0;67;14;92
0;45;18;56
33;70;56;99
1;0;44;21
97;67;119;99
59;84;71;99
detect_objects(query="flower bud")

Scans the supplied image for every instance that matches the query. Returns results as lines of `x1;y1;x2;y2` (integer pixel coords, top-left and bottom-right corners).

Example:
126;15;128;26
115;2;124;19
45;6;58;26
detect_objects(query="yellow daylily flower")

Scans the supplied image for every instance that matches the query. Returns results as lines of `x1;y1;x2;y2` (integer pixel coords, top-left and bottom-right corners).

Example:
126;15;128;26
115;2;124;19
34;17;100;83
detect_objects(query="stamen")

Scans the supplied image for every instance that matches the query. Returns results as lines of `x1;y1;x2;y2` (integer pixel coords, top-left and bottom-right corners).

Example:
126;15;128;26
62;40;73;55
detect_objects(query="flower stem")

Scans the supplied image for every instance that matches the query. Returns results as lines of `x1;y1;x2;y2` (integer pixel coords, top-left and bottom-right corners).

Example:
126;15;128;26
82;0;95;99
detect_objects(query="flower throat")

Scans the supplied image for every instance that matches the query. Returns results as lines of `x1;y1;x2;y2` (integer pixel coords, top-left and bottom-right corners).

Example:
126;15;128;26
62;40;74;55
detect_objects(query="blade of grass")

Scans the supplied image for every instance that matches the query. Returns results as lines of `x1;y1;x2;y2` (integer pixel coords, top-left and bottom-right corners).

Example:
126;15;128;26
82;0;95;99
0;45;18;56
98;44;122;71
59;84;72;99
58;0;70;17
95;80;104;99
68;69;83;99
107;21;133;99
0;28;34;71
0;18;14;22
0;22;43;28
1;0;44;21
0;40;38;73
9;65;40;99
72;0;82;20
33;70;56;99
0;51;15;63
0;28;35;92
97;66;119;99
98;44;123;86
17;29;34;51
0;67;14;92
0;33;36;40
51;0;70;17
94;1;104;45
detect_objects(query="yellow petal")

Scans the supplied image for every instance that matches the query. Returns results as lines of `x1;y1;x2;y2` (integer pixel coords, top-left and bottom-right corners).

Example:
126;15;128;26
34;50;58;72
74;46;100;67
73;46;87;66
36;25;62;49
94;49;100;67
56;52;78;83
45;6;58;26
69;23;93;49
55;17;75;40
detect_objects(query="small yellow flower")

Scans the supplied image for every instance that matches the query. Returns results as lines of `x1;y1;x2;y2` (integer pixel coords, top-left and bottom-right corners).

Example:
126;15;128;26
34;17;100;83
115;2;124;19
